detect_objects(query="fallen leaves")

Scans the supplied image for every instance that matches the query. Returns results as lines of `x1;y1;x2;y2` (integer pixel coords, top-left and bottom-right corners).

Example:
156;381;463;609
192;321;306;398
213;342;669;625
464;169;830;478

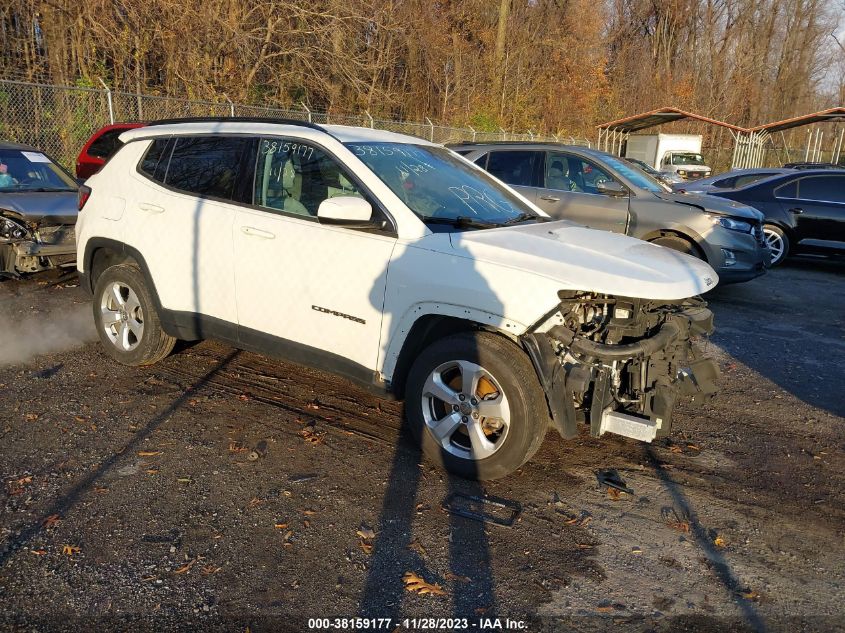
274;523;289;530
357;524;375;555
43;514;62;528
137;450;161;457
444;572;471;584
356;527;376;540
714;536;727;548
402;571;446;596
30;549;47;556
174;556;204;574
407;539;428;559
662;507;691;533
62;545;81;556
299;427;326;445
25;413;39;422
739;589;761;601
201;565;222;575
228;440;248;453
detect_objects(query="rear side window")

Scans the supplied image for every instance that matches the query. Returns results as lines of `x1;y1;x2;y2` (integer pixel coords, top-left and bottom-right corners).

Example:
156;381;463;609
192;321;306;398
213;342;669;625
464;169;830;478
485;151;541;187
774;179;798;199
87;129;126;159
165;136;248;201
797;175;845;203
712;176;736;188
139;138;172;182
734;173;777;188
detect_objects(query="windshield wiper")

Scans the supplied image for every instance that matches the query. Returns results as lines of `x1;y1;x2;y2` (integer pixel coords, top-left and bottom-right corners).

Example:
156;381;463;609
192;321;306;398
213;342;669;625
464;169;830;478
16;187;77;193
504;212;548;225
422;216;504;229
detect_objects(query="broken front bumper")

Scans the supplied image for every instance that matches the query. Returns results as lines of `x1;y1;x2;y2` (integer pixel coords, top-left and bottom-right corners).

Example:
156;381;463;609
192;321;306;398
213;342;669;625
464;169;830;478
0;225;76;275
523;302;719;443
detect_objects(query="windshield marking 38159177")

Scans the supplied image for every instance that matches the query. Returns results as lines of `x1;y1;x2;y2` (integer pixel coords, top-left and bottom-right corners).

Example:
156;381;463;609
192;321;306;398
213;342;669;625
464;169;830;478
346;143;539;228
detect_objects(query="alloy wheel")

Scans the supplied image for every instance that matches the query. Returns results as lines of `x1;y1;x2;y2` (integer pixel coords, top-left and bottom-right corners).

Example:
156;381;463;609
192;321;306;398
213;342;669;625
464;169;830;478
763;227;785;264
420;360;510;461
100;281;145;352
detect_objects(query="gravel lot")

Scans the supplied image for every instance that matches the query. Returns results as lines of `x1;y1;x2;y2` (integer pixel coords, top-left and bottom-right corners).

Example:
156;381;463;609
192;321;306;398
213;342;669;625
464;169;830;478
1;259;843;632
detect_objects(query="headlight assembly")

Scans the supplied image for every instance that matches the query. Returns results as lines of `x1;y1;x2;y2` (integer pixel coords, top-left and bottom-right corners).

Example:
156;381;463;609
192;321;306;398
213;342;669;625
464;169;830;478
711;215;752;233
0;216;31;241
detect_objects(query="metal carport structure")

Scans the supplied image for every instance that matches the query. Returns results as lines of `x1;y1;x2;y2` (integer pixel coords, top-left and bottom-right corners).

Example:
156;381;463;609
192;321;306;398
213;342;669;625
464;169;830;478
596;107;749;167
746;107;845;166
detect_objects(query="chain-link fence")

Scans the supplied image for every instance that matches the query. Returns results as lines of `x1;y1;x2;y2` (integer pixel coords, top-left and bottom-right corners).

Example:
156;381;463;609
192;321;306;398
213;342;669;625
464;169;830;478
0;79;590;171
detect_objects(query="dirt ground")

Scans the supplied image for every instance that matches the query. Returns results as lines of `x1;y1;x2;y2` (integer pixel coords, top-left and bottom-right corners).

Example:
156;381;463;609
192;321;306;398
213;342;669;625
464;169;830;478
1;258;843;633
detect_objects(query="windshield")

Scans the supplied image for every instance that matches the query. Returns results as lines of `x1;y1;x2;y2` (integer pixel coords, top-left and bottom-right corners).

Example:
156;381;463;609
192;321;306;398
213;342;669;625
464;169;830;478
0;149;77;192
345;143;539;226
601;154;669;193
671;153;706;166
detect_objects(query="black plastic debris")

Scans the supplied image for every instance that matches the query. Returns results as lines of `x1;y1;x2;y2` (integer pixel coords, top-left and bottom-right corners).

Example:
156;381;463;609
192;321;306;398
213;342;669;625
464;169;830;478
596;469;634;495
442;493;522;527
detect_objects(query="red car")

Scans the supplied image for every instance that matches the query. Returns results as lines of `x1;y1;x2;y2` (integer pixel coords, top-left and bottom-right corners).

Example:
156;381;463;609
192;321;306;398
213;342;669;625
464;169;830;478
76;122;145;179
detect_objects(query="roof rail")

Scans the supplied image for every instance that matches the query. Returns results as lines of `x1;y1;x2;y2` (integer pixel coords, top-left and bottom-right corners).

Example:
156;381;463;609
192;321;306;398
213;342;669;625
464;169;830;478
145;116;327;132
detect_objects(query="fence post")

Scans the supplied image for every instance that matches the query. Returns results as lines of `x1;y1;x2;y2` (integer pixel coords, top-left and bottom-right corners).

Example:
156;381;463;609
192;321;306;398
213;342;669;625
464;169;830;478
468;125;476;142
223;93;235;117
499;127;507;141
97;78;114;124
528;129;534;141
425;117;434;141
364;110;374;128
301;101;312;123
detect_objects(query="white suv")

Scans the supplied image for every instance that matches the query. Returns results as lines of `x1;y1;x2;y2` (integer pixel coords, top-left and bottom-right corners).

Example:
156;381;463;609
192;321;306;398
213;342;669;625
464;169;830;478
76;119;720;480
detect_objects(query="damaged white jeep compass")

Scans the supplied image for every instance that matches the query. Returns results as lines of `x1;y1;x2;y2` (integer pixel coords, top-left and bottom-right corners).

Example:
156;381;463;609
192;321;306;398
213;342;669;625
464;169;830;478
76;119;719;479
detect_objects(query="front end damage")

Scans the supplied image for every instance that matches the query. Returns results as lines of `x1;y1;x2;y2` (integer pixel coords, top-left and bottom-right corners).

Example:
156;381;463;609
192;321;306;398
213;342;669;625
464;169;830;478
0;212;76;277
523;291;719;443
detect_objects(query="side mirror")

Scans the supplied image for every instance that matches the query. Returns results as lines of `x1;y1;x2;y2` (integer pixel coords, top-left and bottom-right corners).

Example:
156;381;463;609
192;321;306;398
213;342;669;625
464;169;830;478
317;196;374;228
596;180;628;197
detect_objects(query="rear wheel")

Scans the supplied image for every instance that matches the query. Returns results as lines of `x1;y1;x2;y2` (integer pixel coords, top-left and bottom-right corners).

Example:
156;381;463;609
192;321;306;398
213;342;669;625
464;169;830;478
763;224;789;266
405;331;549;480
93;263;175;366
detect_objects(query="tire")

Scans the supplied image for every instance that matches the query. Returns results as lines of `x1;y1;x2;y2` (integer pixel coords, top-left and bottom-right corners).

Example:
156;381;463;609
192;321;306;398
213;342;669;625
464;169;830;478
405;331;549;480
650;234;703;259
763;224;789;266
92;263;176;366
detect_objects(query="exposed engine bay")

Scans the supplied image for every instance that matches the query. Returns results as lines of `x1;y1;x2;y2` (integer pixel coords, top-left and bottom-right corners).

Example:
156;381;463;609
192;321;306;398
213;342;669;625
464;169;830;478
0;212;76;277
523;290;719;443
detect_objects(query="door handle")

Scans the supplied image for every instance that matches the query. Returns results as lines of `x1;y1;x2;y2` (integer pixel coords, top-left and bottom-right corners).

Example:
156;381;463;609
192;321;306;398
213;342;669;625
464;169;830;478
540;195;560;202
241;226;275;239
138;202;164;214
789;207;804;214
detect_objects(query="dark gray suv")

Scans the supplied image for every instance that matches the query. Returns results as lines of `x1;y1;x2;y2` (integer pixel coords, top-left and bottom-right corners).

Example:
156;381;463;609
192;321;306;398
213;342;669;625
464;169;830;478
450;143;770;283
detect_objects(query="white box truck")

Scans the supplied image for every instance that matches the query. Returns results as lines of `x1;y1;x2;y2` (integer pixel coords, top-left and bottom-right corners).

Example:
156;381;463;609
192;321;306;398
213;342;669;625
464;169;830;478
624;134;712;180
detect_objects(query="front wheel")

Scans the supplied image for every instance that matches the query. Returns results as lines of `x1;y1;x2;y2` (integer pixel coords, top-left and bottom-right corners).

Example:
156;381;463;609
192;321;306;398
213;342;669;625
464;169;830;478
649;234;703;259
93;263;176;366
763;224;789;266
405;331;549;480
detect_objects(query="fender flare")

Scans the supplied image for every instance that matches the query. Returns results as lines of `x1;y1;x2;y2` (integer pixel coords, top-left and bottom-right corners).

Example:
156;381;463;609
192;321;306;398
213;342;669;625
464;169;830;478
379;302;528;381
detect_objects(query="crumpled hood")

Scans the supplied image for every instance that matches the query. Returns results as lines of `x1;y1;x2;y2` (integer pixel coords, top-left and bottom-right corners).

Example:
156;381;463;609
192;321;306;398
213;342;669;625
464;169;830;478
0;191;78;225
654;191;763;221
449;221;719;300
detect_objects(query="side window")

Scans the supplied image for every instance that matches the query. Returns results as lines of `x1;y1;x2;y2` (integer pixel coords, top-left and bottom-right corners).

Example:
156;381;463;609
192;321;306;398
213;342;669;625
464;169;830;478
87;129;125;159
165;136;248;201
485;151;540;187
547;153;615;194
712;176;736;188
797;176;845;203
473;152;489;168
254;138;364;218
774;179;798;199
139;138;172;182
734;173;780;188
